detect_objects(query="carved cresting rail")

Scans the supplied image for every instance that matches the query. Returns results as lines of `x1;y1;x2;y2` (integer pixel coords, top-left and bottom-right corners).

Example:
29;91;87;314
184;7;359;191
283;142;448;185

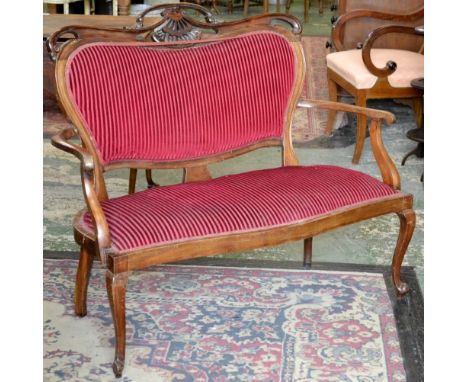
46;3;302;61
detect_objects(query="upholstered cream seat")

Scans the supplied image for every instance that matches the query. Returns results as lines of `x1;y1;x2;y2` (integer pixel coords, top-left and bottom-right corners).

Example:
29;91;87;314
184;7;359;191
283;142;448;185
327;49;424;90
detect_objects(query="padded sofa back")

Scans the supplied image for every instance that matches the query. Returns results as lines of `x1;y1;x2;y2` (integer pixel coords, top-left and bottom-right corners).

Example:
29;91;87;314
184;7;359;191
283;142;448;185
65;32;297;165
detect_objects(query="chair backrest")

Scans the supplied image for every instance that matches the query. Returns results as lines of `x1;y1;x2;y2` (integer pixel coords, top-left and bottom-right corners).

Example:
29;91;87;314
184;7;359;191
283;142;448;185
63;32;299;165
334;0;424;52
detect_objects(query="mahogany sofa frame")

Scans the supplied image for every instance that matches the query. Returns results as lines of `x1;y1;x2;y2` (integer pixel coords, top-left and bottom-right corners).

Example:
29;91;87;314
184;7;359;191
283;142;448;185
326;6;424;164
47;4;415;377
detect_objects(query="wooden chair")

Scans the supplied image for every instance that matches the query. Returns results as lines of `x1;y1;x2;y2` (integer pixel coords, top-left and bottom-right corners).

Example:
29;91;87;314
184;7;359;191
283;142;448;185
326;6;424;164
46;4;415;377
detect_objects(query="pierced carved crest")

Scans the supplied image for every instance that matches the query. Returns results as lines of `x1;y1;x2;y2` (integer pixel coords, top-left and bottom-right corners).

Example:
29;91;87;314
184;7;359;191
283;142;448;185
135;3;219;42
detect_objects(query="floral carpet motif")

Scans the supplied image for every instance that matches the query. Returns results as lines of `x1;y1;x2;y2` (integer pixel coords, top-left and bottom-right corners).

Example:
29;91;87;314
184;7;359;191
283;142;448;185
44;259;406;381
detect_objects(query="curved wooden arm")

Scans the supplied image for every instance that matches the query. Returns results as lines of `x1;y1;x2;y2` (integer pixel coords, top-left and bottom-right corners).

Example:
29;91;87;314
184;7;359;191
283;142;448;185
51;128;111;262
297;99;400;189
362;25;422;77
331;7;424;52
51;127;95;171
297;99;395;124
81;168;112;264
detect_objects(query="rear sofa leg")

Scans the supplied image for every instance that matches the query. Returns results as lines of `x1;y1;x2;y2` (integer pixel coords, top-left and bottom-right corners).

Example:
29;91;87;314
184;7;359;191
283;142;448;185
145;169;159;188
303;237;313;269
75;238;95;317
106;271;129;378
392;209;416;296
128;169;137;194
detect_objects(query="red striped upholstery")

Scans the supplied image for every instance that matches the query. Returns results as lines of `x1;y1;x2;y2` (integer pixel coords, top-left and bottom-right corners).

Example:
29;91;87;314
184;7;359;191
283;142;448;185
80;166;400;253
65;32;296;165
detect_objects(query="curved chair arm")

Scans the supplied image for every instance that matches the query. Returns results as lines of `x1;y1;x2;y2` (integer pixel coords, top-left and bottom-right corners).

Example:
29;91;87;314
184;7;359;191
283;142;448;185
361;25;422;77
331;7;424;52
297;99;400;189
51;127;95;171
51;128;111;263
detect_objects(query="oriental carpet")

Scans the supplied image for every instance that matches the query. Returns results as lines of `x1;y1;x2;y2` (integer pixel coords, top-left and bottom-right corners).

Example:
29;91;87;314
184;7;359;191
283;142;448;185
43;258;423;382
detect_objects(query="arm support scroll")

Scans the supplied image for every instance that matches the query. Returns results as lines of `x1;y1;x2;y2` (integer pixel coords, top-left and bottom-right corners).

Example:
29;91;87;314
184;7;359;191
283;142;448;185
297;99;400;189
51;127;94;171
51;128;112;263
331;7;424;52
361;25;423;77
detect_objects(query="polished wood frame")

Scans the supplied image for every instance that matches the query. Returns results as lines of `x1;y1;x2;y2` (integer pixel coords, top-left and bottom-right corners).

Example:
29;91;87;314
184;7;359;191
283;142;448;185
326;7;424;164
47;5;415;376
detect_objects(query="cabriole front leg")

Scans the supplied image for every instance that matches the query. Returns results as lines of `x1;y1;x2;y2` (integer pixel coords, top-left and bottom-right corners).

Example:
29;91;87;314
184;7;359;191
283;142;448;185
106;270;129;378
392;209;416;296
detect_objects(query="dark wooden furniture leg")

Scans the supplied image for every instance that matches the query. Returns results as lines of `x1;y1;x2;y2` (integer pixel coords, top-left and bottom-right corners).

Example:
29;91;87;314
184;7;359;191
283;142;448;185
243;0;249;16
145;169;159;188
75;239;95;316
47;4;58;13
392;209;416;296
401;129;424;166
118;0;131;15
106;271;128;378
128;169;137;194
129;169;159;194
303;237;313;268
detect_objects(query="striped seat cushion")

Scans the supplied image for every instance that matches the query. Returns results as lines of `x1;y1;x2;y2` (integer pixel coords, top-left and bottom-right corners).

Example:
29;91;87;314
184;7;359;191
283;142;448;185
80;165;400;253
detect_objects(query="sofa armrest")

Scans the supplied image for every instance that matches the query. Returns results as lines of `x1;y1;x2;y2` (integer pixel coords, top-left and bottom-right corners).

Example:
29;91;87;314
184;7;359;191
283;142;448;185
297;99;400;189
51;128;111;262
51;127;95;171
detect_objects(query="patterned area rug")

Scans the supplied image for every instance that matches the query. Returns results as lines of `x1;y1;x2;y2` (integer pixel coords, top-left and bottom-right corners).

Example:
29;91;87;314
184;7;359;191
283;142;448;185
44;259;423;382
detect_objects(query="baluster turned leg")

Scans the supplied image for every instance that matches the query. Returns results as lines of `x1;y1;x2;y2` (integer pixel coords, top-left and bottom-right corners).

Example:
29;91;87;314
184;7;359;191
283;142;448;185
75;239;95;316
303;237;313;269
106;271;129;378
392;209;416;296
